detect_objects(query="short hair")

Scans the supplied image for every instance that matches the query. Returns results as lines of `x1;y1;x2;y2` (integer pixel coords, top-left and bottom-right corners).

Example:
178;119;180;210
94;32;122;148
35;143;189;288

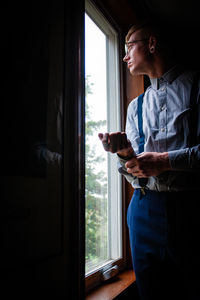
125;18;170;55
125;19;159;43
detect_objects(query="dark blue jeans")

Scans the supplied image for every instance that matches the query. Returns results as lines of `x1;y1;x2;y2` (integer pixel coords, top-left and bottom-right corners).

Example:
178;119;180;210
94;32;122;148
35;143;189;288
127;189;200;300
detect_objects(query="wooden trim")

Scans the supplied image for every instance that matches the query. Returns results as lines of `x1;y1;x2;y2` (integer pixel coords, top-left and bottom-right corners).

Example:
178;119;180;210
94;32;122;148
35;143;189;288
85;258;126;292
63;0;85;298
85;269;136;300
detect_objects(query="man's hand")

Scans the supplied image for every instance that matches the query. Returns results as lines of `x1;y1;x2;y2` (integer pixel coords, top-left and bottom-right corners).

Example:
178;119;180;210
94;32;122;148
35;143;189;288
125;152;171;177
98;132;135;157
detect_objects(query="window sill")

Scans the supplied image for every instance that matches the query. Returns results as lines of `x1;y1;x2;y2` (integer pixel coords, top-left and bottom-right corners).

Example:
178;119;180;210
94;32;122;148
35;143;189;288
85;269;136;300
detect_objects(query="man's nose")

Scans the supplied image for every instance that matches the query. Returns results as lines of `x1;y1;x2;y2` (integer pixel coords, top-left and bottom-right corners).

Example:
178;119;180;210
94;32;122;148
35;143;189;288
123;53;129;62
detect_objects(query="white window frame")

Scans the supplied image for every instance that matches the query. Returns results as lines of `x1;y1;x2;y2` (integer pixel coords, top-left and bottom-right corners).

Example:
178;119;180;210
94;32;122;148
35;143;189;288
85;0;126;292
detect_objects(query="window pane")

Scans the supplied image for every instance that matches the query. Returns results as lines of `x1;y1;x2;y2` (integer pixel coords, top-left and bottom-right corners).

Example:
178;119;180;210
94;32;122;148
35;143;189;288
1;3;64;264
85;14;109;274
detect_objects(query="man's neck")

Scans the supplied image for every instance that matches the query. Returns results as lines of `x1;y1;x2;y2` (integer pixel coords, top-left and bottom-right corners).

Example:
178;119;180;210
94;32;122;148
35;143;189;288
147;56;175;79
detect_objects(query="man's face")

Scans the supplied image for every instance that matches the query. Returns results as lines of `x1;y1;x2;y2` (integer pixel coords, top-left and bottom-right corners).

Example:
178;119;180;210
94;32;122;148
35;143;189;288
123;30;150;76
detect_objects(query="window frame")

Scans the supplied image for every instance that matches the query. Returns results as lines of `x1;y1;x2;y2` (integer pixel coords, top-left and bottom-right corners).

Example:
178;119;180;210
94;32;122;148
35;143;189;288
85;0;128;292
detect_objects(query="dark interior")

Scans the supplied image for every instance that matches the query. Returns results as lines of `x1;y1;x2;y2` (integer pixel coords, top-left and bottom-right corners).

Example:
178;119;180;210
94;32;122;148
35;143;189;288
1;0;200;298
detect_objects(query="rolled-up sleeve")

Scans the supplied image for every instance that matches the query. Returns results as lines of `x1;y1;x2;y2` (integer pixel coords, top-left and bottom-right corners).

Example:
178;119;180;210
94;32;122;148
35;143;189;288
168;145;200;170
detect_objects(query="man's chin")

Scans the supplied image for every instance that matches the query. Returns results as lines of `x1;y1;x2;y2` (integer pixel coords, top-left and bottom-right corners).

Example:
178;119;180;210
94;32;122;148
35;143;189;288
129;67;144;77
129;68;138;76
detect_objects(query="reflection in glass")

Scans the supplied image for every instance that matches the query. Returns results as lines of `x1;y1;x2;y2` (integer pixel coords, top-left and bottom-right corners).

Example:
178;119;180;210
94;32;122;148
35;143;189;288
1;2;64;264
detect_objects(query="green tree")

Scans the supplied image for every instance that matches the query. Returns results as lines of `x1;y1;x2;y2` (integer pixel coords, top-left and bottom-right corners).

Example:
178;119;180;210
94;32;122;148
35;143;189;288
85;75;108;270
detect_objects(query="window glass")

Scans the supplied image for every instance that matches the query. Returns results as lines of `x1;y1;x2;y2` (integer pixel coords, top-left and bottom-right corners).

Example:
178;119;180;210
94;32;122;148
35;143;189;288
1;2;64;264
85;13;108;273
85;1;122;277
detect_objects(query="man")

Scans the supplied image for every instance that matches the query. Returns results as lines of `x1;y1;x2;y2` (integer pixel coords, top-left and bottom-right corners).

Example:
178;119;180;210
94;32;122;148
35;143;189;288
99;20;200;300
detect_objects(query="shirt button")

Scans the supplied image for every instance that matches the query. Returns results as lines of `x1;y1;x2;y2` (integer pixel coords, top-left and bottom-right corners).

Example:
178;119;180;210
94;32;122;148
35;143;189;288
161;105;166;111
161;127;165;132
160;87;166;92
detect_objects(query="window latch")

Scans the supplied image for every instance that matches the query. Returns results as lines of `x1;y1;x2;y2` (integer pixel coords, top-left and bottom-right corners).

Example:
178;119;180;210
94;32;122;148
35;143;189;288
102;265;119;281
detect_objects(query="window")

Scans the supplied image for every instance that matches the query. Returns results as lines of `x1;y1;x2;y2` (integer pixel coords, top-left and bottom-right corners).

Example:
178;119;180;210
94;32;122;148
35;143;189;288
85;0;125;290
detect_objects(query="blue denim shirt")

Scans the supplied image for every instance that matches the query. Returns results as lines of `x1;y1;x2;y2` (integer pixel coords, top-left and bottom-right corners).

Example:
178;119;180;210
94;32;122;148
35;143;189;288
118;65;200;191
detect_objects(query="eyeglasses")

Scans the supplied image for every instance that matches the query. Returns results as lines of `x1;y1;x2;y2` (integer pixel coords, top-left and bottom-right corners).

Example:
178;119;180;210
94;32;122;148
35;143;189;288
125;38;149;55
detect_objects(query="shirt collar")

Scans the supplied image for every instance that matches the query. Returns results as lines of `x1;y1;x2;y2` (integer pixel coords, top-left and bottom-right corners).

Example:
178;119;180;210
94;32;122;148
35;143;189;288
150;65;184;90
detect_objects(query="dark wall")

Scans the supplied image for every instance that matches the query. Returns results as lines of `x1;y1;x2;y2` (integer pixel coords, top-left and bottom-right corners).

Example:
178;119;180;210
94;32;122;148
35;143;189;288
0;0;85;297
128;0;200;69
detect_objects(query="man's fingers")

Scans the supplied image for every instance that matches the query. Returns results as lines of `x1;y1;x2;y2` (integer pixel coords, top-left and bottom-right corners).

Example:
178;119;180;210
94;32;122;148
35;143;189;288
109;132;129;152
98;132;133;153
127;166;138;174
99;133;110;151
98;132;109;142
127;138;132;148
121;132;130;149
109;133;118;153
98;133;103;140
125;157;137;168
100;132;109;143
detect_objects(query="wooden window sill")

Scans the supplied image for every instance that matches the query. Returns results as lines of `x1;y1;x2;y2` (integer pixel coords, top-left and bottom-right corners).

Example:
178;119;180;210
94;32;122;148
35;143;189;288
85;269;136;300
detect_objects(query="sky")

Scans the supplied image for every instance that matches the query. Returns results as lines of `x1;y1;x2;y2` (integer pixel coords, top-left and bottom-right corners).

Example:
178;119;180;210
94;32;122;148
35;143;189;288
85;13;107;124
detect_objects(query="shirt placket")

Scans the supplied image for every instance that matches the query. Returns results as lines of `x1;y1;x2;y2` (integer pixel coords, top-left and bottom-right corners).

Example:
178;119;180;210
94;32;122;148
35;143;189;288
158;82;167;151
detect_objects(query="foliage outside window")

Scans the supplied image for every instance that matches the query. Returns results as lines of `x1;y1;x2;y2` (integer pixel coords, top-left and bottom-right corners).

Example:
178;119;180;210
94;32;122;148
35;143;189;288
85;0;123;285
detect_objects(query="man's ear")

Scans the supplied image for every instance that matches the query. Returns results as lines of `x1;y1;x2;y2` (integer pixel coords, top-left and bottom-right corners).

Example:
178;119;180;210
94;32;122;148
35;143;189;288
148;35;157;54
